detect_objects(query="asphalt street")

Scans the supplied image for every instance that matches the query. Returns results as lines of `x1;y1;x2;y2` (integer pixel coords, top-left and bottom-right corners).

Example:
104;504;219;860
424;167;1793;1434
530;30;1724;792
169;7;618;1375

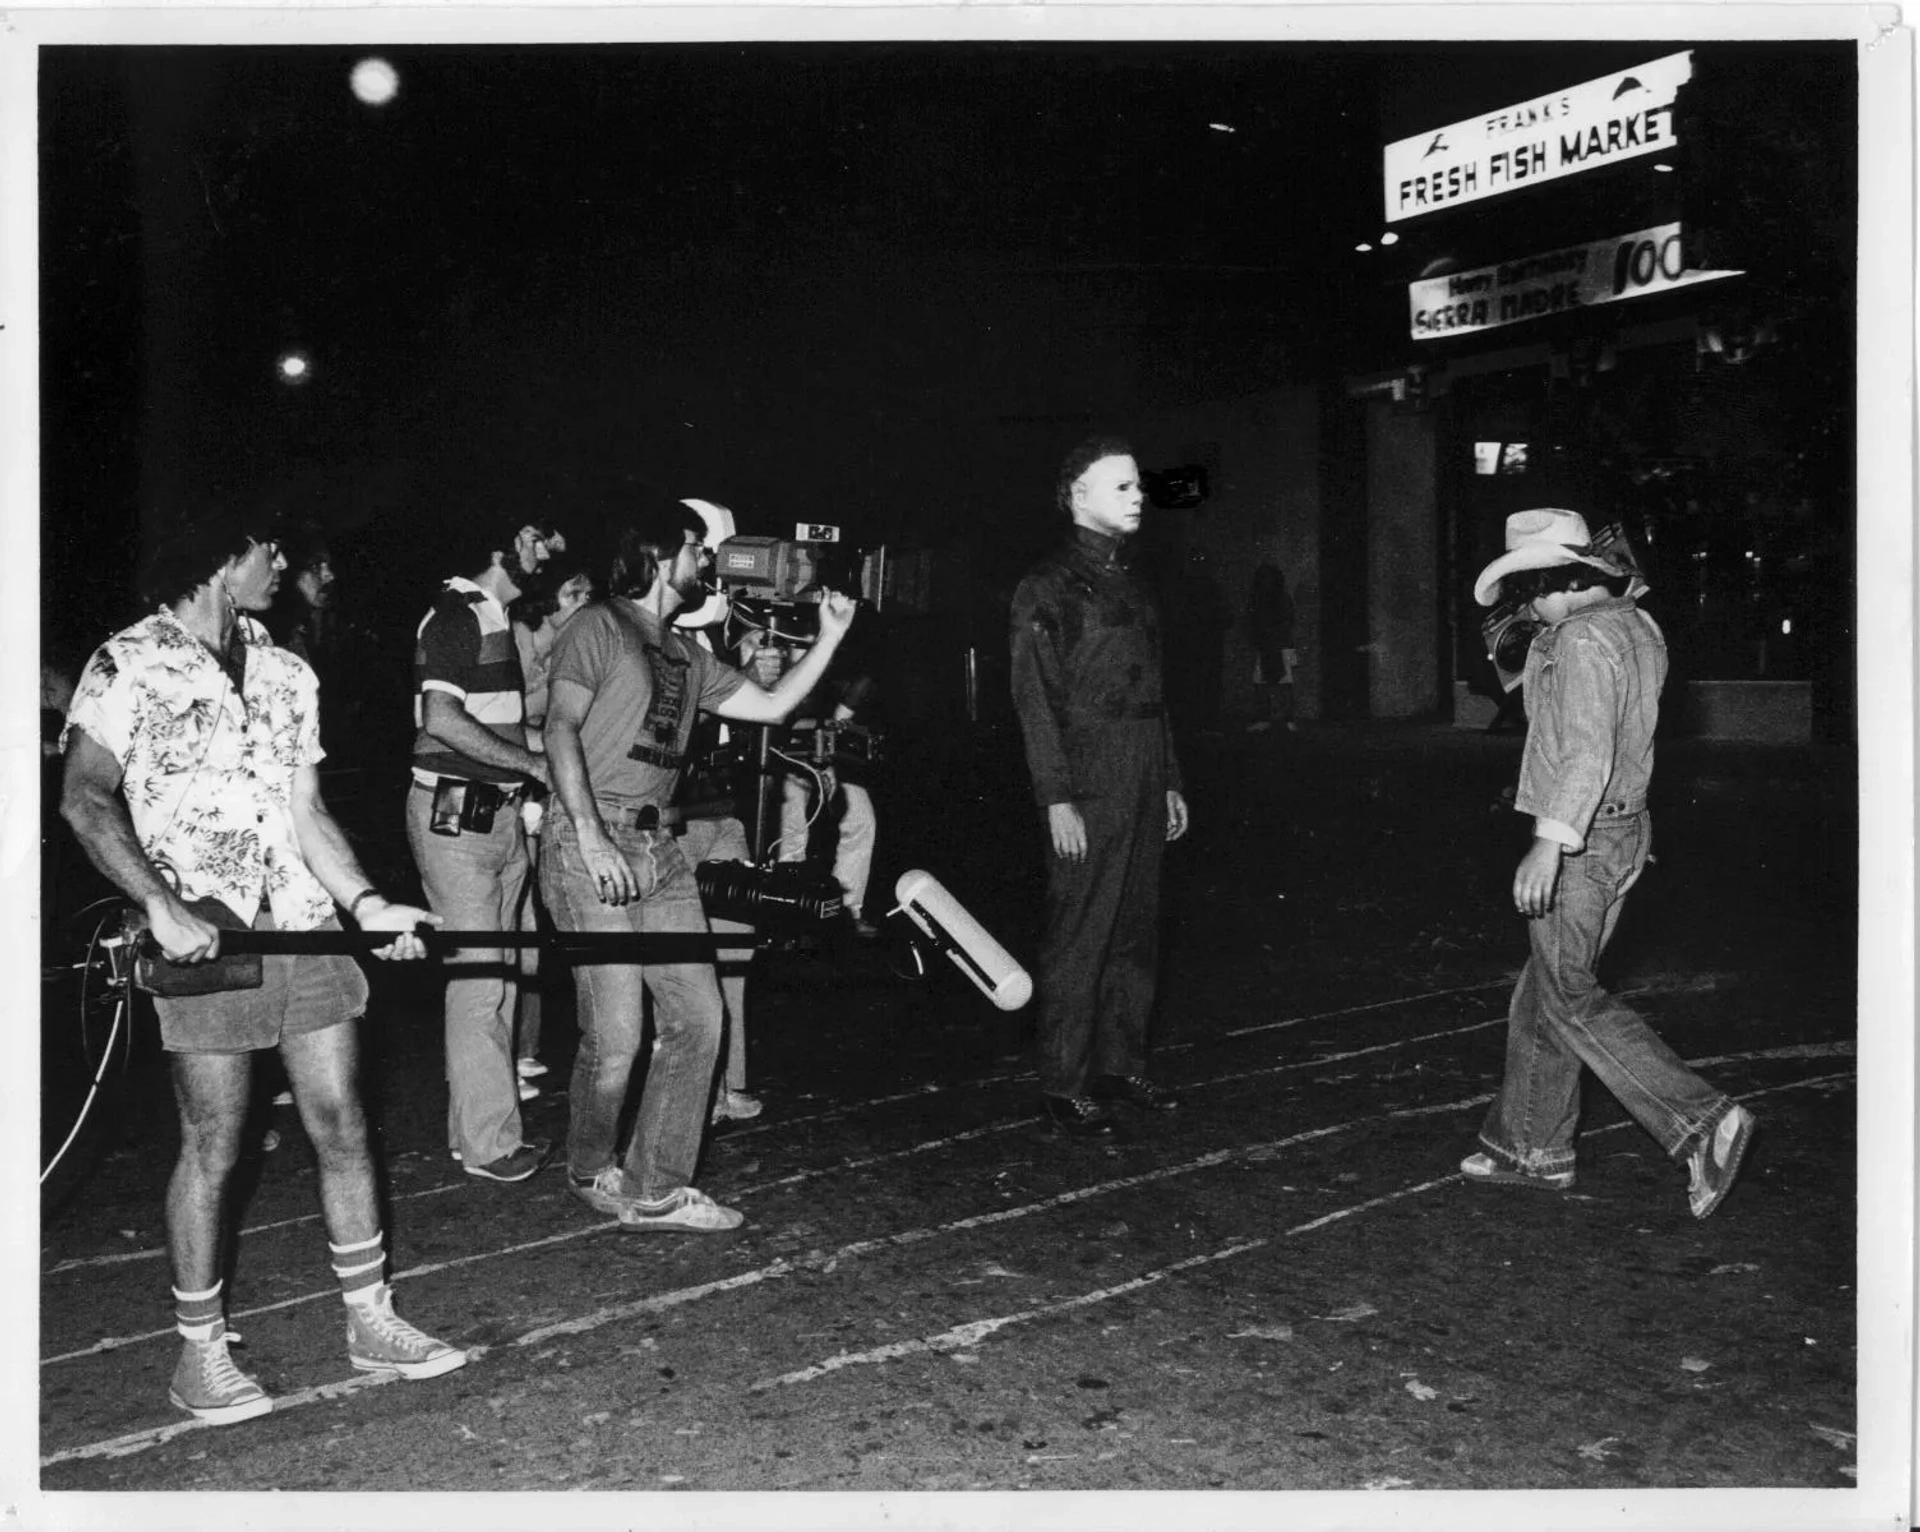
32;722;1868;1525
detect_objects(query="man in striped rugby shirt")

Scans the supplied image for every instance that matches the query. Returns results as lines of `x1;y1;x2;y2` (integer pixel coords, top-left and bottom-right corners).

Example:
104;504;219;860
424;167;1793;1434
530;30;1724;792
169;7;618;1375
408;513;567;1184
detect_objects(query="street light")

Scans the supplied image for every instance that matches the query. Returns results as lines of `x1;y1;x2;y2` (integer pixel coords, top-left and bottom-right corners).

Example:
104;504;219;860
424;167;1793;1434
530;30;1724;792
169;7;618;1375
276;349;313;387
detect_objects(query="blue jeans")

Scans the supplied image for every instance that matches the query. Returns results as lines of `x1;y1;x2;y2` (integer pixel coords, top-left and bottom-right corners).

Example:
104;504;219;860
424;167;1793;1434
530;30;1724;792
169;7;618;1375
542;807;724;1201
1478;814;1730;1177
405;784;530;1166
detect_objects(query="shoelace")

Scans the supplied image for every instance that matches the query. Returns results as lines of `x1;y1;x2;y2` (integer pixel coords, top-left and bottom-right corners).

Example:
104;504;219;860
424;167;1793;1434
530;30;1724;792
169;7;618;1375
195;1339;258;1399
357;1298;435;1353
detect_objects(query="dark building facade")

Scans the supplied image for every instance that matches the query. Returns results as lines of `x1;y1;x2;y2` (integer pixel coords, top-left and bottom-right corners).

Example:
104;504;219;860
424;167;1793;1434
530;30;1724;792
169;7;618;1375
1333;42;1856;741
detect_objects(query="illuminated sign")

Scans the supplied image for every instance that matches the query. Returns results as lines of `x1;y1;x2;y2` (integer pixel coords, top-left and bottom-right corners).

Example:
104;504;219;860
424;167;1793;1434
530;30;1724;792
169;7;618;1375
1383;51;1692;223
1408;221;1741;340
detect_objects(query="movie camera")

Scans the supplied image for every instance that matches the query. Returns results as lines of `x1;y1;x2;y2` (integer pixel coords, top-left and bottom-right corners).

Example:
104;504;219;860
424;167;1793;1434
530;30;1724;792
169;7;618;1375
710;523;894;616
1479;520;1648;694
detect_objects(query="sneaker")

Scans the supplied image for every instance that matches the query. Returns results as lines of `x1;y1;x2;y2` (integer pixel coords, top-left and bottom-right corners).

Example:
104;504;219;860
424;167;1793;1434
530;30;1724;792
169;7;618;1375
849;916;880;941
346;1284;468;1380
711;1088;763;1124
616;1186;744;1234
1687;1104;1758;1219
517;1078;541;1102
449;1148;462;1164
1090;1073;1182;1112
569;1165;641;1217
516;1058;548;1080
271;1090;294;1107
1460;1150;1574;1192
168;1323;273;1425
463;1140;551;1183
1041;1094;1116;1137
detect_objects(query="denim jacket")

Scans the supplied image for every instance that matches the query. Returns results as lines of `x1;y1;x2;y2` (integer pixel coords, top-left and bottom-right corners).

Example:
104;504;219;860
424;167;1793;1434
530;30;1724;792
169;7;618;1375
1513;597;1666;852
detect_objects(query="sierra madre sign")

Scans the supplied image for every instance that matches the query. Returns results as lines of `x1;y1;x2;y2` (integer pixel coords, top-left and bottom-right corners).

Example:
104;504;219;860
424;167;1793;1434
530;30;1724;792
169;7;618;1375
1384;51;1692;224
1408;221;1742;340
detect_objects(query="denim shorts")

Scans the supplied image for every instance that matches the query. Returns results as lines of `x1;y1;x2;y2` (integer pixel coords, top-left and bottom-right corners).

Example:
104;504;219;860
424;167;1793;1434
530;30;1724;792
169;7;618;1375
152;911;369;1055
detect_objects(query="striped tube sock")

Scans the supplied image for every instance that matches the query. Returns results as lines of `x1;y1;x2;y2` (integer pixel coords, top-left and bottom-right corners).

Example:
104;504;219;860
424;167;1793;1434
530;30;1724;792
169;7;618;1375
174;1281;224;1342
329;1233;386;1305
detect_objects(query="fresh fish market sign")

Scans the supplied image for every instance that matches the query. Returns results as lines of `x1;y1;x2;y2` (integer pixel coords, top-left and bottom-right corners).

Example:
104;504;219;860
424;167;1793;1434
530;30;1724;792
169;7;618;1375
1383;51;1692;223
1408;221;1741;339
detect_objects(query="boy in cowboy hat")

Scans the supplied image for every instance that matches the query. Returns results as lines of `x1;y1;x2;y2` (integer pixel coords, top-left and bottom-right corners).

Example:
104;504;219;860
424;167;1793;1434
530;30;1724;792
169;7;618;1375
1463;507;1756;1218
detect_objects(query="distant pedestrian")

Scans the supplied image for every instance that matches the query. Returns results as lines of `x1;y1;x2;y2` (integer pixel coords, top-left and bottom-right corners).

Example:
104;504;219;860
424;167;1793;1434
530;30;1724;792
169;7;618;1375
1462;508;1756;1217
1010;434;1189;1137
60;504;461;1426
1245;562;1297;733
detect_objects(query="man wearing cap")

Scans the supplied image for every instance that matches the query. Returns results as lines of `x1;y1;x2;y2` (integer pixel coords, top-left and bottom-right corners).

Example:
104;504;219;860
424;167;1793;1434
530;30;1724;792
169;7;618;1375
1010;434;1189;1138
1463;507;1756;1218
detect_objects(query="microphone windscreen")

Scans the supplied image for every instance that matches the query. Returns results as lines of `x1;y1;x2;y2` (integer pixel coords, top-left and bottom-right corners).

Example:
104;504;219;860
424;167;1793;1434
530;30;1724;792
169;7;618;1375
893;869;1033;1012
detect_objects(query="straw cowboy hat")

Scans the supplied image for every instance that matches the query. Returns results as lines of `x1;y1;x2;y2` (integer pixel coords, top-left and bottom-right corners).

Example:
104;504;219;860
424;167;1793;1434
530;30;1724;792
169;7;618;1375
1473;508;1624;607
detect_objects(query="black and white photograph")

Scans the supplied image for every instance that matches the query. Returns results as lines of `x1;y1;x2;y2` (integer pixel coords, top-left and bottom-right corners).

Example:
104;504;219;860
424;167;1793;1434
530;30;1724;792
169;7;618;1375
8;4;1911;1527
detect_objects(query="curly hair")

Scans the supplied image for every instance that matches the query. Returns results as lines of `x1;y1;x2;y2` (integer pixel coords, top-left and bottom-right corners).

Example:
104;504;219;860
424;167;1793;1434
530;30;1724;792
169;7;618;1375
137;501;287;609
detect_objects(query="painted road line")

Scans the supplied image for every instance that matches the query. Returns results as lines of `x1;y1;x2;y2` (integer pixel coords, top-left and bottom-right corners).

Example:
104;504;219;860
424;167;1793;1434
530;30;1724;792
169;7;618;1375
37;1069;1853;1466
44;1180;472;1276
29;978;1741;1276
725;980;1516;1135
38;1018;1487;1280
1219;978;1514;1039
747;1177;1465;1391
745;1067;1860;1394
38;1347;492;1469
36;1101;1473;1367
38;1038;1854;1360
1196;1014;1507;1084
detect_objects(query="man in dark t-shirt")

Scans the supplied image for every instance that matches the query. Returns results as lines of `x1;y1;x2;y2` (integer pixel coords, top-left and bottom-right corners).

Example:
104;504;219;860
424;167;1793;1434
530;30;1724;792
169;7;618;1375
543;499;856;1233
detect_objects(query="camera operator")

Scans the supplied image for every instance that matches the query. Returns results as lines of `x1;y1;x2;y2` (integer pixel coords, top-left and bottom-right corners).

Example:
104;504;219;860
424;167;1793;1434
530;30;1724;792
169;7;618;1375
541;498;856;1232
407;514;566;1184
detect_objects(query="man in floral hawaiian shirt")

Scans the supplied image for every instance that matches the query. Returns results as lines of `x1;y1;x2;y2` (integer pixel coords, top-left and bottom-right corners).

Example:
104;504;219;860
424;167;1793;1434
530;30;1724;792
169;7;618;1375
61;505;466;1427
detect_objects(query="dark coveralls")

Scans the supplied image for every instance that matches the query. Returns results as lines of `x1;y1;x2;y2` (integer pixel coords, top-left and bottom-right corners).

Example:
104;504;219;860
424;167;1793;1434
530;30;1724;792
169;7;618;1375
1010;526;1183;1098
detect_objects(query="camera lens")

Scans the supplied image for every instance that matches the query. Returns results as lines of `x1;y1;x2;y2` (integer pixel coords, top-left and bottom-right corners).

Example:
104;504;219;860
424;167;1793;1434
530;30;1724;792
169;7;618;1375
695;861;844;928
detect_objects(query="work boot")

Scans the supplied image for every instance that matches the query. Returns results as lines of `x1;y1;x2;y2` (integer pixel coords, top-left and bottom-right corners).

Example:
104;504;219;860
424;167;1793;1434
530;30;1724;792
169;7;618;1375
1090;1073;1182;1112
1687;1104;1758;1219
1041;1094;1115;1137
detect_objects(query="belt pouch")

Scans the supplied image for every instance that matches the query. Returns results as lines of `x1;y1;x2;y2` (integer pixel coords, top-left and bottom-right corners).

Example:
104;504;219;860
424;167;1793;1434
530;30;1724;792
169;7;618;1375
430;779;467;837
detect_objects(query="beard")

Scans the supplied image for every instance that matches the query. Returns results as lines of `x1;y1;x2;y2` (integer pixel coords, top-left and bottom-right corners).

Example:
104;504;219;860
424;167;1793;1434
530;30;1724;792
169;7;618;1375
668;564;709;605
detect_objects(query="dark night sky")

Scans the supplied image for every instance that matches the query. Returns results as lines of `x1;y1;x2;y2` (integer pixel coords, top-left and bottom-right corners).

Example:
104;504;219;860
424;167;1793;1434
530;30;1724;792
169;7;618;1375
35;35;1860;651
